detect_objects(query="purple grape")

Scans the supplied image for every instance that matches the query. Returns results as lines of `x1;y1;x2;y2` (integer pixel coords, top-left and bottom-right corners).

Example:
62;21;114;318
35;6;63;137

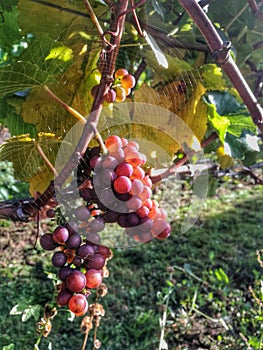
52;251;67;267
126;212;140;227
58;266;73;281
103;210;119;223
75;205;91;221
88;218;105;232
66;270;86;293
117;214;128;227
66;233;82;249
86;232;101;245
57;288;73;306
40;233;58;251
78;244;96;259
139;217;153;232
86;253;105;269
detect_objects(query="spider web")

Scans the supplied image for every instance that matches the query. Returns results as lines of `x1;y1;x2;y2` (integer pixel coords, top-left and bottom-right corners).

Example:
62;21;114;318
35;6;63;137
0;0;211;246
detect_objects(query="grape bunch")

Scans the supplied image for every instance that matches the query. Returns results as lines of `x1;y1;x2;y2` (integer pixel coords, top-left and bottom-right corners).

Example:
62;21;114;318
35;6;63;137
91;68;136;103
40;134;171;317
77;134;171;244
40;224;111;317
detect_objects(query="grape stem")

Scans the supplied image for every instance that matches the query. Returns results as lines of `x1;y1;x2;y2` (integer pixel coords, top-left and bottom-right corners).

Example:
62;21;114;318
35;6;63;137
177;0;263;140
34;140;58;177
151;132;218;184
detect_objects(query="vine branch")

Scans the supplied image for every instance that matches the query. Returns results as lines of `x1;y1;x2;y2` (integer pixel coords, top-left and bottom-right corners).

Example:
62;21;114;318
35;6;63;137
177;0;263;140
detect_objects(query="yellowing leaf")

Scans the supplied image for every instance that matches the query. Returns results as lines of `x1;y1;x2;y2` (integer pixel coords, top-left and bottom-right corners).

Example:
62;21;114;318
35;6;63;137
29;166;54;195
200;64;227;91
0;133;66;182
216;146;235;169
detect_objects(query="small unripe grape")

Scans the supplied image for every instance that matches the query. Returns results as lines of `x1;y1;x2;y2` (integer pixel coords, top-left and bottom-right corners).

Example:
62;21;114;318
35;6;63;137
114;68;128;79
121;74;136;89
115;87;126;102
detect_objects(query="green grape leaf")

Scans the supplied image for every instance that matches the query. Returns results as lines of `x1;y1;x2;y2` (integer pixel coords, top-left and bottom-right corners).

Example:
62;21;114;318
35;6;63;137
21;36;73;76
225;131;260;159
0;98;36;137
0;133;66;181
0;7;21;51
205;101;230;144
226;114;256;137
199;64;227;91
0;62;56;97
206;91;242;115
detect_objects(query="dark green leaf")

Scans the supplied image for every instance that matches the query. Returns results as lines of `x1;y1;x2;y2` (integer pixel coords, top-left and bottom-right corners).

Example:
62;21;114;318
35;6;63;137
206;91;242;115
0;7;21;51
151;0;165;20
226;114;256;137
225;131;260;159
0;98;36;137
0;62;56;97
3;344;15;350
0;0;18;12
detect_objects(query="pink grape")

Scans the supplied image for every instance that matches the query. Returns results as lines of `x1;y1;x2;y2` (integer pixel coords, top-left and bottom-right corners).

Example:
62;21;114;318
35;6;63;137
114;176;132;194
115;162;133;177
52;226;69;244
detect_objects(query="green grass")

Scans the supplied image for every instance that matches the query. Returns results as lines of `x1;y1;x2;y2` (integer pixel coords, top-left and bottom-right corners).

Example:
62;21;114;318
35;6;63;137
1;184;263;350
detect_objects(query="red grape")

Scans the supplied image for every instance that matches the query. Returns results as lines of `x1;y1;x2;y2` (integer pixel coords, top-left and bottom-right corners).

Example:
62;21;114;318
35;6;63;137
86;253;105;269
115;162;133;177
68;294;88;316
115;68;129;79
85;269;102;289
66;270;86;293
105;135;122;152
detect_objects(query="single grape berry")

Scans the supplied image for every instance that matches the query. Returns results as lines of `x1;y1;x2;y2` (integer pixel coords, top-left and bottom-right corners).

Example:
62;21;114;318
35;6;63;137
75;205;91;221
114;176;132;194
58;266;73;281
66;270;86;293
105;135;122;152
114;68;129;79
57;288;73;306
66;233;82;250
105;89;116;103
52;226;69;244
68;294;88;316
115;86;126;102
121;74;136;89
40;233;58;251
85;269;102;289
52;251;67;267
86;253;105;270
46;209;56;218
78;243;96;260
